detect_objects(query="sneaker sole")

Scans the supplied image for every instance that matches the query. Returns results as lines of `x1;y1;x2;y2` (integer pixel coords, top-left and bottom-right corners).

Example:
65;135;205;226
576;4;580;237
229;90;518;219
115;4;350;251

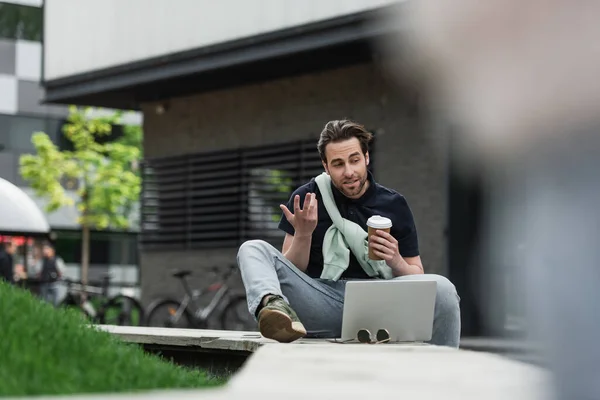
258;309;307;343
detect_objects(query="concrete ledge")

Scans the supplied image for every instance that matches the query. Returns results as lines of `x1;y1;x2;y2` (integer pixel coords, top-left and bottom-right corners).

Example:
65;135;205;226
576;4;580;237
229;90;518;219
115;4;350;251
227;342;549;399
96;325;435;354
460;336;545;366
460;336;534;353
30;335;550;400
98;325;538;358
96;325;267;354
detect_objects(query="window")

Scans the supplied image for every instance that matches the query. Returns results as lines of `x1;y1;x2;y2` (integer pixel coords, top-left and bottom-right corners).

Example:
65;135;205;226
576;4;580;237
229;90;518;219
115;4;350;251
54;230;139;266
0;114;122;154
0;2;43;42
0;114;66;185
141;137;376;250
0;114;65;153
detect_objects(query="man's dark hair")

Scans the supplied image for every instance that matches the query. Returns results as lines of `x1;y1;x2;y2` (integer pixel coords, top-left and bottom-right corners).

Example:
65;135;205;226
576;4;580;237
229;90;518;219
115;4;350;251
317;120;373;162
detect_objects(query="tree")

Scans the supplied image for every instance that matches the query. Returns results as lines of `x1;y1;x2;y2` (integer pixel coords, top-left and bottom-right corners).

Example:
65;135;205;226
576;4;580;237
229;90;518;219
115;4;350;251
20;106;142;285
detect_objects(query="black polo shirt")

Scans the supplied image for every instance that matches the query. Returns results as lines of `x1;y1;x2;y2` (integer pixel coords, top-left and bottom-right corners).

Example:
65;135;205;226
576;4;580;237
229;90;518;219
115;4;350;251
278;171;420;279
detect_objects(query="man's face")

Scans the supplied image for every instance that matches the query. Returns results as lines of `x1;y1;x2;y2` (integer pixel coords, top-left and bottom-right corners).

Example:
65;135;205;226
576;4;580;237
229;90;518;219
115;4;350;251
322;137;370;199
5;242;16;255
43;246;53;258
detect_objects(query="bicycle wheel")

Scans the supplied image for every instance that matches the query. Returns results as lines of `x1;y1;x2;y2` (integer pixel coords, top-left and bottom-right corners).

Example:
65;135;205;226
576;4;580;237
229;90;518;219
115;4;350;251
58;293;95;323
146;299;193;328
220;295;257;331
100;295;145;326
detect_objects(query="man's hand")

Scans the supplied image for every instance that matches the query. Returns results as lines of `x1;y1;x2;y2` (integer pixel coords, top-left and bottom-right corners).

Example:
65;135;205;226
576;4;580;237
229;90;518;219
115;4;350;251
280;193;318;237
369;230;402;268
369;230;424;275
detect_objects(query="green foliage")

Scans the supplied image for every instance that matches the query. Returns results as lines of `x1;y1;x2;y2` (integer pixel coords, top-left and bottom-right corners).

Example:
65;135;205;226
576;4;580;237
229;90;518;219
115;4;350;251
19;106;141;231
264;169;293;222
0;281;220;396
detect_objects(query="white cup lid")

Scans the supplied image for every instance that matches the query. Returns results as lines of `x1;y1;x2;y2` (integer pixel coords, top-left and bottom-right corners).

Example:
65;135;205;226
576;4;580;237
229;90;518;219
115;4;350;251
367;215;392;229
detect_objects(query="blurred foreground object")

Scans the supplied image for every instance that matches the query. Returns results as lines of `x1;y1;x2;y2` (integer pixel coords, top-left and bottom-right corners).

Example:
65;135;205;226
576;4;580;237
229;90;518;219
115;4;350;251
401;0;600;160
394;1;600;399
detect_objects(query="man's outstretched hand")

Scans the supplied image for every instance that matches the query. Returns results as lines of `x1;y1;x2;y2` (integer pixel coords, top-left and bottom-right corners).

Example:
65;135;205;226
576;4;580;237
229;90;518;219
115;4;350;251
280;193;318;237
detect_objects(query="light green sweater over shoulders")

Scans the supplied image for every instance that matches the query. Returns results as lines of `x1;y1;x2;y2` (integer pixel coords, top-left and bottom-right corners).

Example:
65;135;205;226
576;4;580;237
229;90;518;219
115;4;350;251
314;172;394;281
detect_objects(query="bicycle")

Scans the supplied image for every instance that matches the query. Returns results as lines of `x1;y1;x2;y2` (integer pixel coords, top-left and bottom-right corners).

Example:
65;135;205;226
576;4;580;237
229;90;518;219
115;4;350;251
145;264;256;331
59;275;145;326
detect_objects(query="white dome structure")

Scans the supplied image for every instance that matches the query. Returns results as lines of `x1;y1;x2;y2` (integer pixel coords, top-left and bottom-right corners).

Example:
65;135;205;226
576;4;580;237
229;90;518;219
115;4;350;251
0;177;50;235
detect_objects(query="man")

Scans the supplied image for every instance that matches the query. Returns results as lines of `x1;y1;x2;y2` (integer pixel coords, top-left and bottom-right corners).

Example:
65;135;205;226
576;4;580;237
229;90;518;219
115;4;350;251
0;239;16;284
237;120;461;347
38;243;64;306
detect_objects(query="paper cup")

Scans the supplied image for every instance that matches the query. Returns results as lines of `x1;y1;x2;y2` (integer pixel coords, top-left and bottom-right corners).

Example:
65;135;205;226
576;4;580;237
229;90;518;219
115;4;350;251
367;215;392;260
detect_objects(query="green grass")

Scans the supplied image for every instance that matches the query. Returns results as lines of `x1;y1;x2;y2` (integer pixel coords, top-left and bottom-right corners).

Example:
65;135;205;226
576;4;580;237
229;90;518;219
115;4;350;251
87;294;142;326
0;281;223;396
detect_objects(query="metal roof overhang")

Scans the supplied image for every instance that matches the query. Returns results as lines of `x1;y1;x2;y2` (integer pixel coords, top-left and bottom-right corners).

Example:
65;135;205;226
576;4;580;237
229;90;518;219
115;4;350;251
41;6;401;110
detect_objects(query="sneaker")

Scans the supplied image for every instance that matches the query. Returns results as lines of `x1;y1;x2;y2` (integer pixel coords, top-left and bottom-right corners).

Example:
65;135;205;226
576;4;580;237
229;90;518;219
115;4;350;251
257;296;307;343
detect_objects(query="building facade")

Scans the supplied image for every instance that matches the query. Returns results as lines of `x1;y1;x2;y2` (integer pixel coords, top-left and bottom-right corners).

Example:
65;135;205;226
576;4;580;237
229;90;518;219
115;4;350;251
0;0;141;297
40;0;524;337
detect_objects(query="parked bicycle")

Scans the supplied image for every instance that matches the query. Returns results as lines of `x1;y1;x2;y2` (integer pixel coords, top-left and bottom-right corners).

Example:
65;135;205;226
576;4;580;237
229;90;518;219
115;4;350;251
59;275;145;326
145;264;256;331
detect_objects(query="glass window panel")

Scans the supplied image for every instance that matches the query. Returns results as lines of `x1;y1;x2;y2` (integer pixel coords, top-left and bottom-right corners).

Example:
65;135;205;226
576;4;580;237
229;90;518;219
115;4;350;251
54;232;81;264
0;114;65;152
0;3;19;41
44;118;65;143
8;116;44;151
17;3;42;41
0;2;42;41
54;230;139;266
0;114;44;152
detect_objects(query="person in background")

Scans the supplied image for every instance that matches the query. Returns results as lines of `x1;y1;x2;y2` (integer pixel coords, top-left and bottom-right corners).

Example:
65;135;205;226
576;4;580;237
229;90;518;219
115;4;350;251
27;245;45;295
13;264;27;283
38;243;65;306
29;245;43;277
0;239;16;284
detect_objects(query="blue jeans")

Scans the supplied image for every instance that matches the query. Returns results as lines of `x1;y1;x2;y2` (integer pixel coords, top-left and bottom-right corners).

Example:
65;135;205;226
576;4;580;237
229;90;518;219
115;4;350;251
237;239;461;347
40;282;60;307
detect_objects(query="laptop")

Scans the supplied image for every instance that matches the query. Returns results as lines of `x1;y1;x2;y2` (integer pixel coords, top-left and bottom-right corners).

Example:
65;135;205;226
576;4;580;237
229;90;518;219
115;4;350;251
340;280;437;343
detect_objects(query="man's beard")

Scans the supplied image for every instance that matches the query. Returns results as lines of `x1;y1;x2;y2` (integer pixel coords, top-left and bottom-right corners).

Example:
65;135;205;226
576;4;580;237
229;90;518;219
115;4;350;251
336;174;368;198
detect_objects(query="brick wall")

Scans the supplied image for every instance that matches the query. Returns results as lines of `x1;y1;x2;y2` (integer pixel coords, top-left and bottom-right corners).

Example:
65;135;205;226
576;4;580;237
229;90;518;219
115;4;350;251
140;62;449;307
